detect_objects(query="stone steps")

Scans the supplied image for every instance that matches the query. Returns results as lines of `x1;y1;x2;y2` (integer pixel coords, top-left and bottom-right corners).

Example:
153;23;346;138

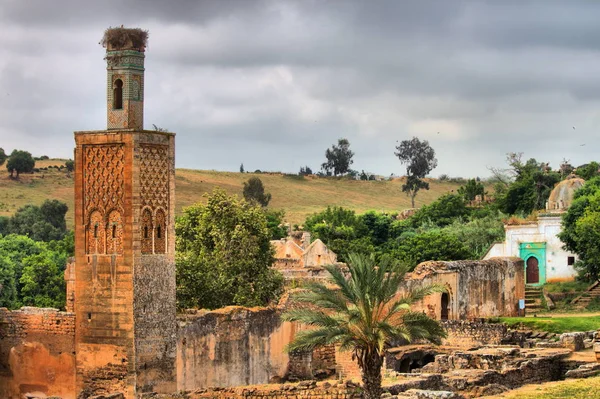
571;281;600;308
524;287;544;315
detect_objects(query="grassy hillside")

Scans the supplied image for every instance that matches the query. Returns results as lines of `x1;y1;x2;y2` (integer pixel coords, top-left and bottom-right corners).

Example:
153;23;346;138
0;159;469;228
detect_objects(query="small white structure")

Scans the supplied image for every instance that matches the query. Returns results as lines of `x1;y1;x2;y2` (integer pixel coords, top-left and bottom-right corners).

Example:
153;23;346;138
484;175;584;285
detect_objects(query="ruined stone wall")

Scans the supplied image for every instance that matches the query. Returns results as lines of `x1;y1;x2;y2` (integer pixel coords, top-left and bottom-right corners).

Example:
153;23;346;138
175;383;362;399
441;320;507;347
176;305;336;391
406;257;525;320
0;307;76;399
177;307;297;390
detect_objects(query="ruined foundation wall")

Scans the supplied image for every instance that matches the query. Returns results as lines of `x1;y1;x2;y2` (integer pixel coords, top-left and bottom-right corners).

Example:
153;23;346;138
0;307;76;399
441;320;507;347
177;384;362;399
177;307;297;390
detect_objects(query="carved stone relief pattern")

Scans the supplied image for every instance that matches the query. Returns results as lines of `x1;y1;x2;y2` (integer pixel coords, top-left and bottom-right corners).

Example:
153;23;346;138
139;145;169;210
83;144;124;254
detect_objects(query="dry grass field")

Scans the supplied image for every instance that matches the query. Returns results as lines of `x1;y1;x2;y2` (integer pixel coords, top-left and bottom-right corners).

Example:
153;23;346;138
0;159;470;228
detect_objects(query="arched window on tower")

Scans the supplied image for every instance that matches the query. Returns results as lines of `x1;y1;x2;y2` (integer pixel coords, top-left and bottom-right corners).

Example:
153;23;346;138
154;209;166;254
87;211;105;254
113;79;123;110
141;208;153;254
106;210;123;255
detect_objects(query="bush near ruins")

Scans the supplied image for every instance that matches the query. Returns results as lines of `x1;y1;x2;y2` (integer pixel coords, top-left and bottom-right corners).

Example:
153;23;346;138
175;189;284;310
558;176;600;280
0;233;71;309
0;148;7;167
304;196;504;267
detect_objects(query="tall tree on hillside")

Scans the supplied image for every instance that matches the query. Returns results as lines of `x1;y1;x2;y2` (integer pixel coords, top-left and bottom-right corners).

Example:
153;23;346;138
0;148;7;167
243;176;271;207
395;137;438;208
6;150;35;178
322;138;354;176
283;254;445;399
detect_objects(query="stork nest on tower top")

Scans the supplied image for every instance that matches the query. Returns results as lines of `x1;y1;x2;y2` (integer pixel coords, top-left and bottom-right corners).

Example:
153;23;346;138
101;27;149;51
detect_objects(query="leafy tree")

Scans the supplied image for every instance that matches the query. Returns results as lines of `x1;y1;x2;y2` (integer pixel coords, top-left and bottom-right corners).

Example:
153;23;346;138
283;254;445;399
558;177;600;280
386;230;473;269
458;179;485;202
20;252;66;308
559;159;574;179
299;166;313;176
0;234;71;309
409;194;469;228
240;163;245;173
395;137;438;208
0;148;7;167
321;138;354;176
175;189;284;309
265;209;287;240
0;255;17;308
6;200;68;241
442;213;505;259
65;159;74;172
243;176;271;207
575;162;600;181
6;150;35;178
493;155;560;215
359;211;395;246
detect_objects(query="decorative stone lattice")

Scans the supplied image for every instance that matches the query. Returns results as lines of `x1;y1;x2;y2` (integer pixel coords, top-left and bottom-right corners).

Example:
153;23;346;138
83;144;125;219
139;145;170;210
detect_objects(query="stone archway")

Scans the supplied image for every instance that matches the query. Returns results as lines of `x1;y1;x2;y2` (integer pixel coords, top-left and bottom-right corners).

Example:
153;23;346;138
441;292;450;320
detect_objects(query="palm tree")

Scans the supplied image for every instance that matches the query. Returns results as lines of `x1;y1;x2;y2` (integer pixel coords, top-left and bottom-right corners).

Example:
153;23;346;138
282;254;446;399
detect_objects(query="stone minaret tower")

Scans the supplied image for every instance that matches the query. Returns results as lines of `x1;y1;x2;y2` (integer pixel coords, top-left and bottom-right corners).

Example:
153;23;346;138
73;28;176;398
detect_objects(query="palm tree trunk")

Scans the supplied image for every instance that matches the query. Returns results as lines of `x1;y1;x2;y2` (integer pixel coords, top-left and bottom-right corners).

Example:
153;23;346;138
360;352;383;399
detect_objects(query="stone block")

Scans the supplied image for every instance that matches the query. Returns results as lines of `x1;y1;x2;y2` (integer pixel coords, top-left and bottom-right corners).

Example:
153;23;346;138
560;332;585;351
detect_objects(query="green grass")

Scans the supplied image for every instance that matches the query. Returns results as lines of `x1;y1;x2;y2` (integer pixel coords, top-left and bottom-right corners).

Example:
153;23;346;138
500;316;600;334
489;376;600;398
0;159;473;228
544;281;590;293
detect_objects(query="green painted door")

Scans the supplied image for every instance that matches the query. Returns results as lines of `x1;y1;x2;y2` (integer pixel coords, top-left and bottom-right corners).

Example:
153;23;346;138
519;242;546;286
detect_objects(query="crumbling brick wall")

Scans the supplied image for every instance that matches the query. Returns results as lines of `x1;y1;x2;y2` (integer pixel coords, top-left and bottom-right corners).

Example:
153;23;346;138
442;320;507;347
0;307;76;399
177;383;362;399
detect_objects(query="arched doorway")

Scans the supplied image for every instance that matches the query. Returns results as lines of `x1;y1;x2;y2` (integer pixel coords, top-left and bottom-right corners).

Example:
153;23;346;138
440;293;449;320
526;256;539;284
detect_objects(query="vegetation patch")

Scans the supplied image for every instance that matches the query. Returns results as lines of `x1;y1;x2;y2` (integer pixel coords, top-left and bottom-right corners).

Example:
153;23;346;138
490;375;600;399
500;316;600;334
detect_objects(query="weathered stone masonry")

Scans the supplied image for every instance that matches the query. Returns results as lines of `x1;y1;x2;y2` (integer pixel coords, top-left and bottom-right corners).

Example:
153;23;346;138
0;307;76;399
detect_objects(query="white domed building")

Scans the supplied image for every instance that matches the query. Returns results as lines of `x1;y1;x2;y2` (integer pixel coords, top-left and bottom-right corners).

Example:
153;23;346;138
484;175;584;286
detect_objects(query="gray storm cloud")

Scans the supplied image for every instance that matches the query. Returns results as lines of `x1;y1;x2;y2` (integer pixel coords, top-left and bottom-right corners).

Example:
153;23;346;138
0;0;599;177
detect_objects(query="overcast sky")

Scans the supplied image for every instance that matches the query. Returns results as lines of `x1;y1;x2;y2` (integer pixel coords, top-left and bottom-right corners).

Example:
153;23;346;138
1;0;599;178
